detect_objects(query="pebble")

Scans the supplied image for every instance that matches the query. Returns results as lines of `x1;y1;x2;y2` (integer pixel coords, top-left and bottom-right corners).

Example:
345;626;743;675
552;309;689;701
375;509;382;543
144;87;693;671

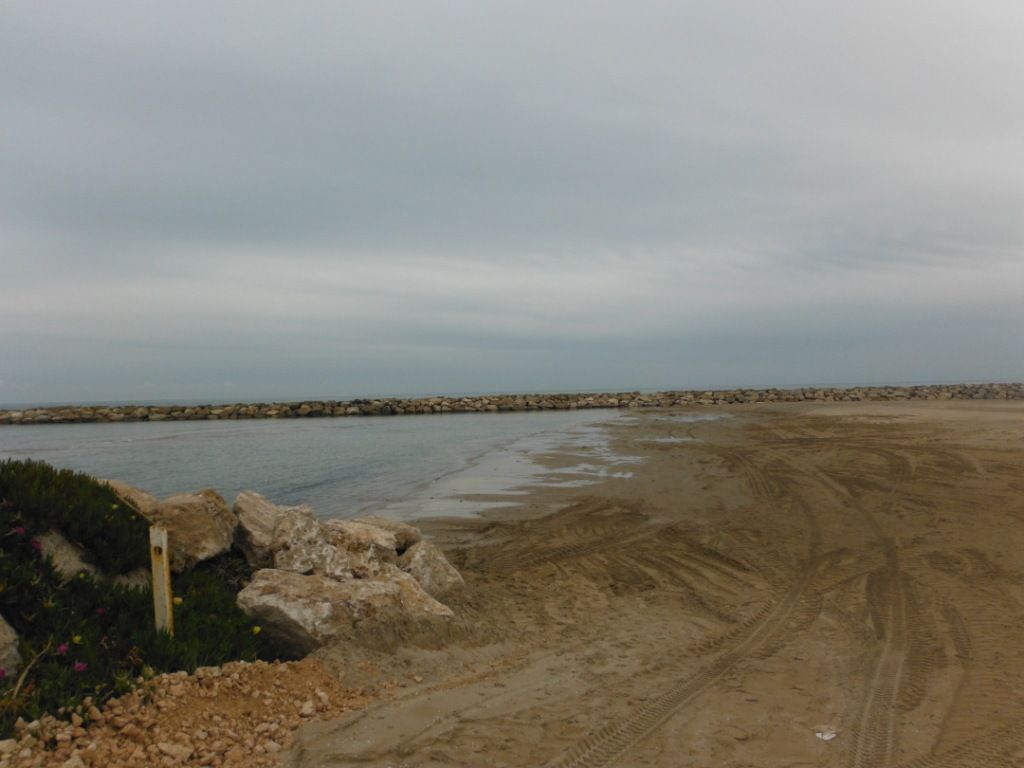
4;659;369;768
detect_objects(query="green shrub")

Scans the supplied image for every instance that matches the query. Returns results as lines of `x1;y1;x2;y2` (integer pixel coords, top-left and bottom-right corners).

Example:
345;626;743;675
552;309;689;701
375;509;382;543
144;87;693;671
0;460;149;574
0;460;275;737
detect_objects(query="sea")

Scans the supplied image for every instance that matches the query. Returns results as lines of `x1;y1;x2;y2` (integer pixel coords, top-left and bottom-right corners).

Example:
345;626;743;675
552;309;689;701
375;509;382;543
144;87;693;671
0;411;636;520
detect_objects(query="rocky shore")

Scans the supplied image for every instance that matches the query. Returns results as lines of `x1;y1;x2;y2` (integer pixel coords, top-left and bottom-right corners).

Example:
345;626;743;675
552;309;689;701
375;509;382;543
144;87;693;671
94;483;465;653
2;382;1022;425
0;474;464;767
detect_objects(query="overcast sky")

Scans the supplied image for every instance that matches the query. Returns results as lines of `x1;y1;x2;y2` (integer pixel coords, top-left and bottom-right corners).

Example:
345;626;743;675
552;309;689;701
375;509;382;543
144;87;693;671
2;2;1022;404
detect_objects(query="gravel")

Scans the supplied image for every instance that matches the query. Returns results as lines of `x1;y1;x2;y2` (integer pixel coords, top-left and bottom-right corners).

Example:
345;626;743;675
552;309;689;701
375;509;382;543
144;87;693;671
0;658;372;767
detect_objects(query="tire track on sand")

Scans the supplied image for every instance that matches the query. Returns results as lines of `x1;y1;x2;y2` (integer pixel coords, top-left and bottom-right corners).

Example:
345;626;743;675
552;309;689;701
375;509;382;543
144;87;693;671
542;561;818;768
847;543;909;768
896;722;1024;767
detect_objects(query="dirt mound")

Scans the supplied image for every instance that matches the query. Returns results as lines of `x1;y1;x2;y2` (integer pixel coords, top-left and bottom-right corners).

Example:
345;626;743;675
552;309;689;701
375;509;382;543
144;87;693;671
4;659;373;767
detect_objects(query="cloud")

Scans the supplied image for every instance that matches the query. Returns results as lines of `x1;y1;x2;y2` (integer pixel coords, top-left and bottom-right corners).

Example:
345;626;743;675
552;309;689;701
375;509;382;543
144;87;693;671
1;1;1022;402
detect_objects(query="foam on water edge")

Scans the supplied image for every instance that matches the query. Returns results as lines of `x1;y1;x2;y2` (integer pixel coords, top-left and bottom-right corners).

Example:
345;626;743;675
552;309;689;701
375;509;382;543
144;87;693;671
379;419;649;518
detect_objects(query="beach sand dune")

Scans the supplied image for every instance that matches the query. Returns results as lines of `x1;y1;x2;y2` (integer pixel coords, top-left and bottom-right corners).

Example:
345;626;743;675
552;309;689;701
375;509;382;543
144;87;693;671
286;401;1024;767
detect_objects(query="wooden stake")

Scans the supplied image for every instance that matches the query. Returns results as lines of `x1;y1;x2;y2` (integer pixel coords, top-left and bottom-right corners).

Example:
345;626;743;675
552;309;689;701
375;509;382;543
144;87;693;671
149;526;174;637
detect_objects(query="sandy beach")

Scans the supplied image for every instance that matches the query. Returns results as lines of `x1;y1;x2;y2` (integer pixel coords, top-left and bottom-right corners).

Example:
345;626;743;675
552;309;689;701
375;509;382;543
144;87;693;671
282;400;1024;767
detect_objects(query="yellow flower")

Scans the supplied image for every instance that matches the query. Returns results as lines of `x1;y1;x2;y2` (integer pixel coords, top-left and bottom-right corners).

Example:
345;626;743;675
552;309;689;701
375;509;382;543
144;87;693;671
172;597;183;606
72;635;82;645
111;504;119;510
251;626;262;635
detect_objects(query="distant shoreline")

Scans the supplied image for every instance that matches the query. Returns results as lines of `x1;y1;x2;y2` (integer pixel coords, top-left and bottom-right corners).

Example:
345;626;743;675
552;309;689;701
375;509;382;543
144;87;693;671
1;382;1021;425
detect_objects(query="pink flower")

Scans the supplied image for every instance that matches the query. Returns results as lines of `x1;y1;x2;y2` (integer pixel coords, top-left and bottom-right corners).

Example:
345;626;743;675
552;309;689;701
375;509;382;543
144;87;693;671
0;668;6;679
56;643;69;656
72;662;88;673
11;527;25;536
96;607;106;616
29;539;42;552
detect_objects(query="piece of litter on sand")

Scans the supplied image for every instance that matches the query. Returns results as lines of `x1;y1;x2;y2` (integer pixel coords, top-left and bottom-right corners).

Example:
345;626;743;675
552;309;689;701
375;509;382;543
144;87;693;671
815;726;839;741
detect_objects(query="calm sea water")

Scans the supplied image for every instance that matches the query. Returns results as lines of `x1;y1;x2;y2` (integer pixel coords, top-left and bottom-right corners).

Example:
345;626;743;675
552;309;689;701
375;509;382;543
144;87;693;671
0;411;622;519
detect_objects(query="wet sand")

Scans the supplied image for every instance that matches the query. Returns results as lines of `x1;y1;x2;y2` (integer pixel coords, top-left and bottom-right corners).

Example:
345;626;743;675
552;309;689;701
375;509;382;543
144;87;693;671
287;401;1024;767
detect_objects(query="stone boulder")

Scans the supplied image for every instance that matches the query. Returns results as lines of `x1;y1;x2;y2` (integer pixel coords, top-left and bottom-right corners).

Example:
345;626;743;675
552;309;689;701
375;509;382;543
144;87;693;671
0;614;20;676
274;520;355;582
147;490;237;572
237;569;451;653
320;520;398;578
234;491;317;569
399;540;465;598
386;566;457;616
38;530;97;581
234;492;355;580
101;479;158;518
321;520;397;556
352;516;423;552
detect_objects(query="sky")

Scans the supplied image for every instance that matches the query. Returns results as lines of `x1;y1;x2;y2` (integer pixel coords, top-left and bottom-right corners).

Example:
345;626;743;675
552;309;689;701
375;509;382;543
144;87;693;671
2;2;1023;405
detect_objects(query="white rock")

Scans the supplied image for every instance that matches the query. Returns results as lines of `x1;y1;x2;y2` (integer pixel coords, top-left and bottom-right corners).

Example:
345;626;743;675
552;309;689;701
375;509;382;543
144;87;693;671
148;490;237;572
38;530;97;581
233;491;315;569
385;566;456;617
321;520;398;578
100;479;158;517
233;492;355;580
237;569;452;653
273;513;354;580
399;540;465;598
322;519;397;554
352;516;423;552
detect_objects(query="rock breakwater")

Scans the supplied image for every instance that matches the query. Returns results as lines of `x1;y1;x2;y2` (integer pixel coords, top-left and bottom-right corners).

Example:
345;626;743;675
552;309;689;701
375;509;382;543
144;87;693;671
2;383;1022;425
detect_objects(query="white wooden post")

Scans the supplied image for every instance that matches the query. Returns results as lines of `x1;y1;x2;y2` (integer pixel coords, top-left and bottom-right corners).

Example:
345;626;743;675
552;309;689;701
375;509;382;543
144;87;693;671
149;526;174;637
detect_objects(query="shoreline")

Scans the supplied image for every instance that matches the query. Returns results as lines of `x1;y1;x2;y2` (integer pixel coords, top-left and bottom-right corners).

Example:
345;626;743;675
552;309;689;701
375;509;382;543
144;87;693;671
2;381;1022;425
0;410;622;519
375;411;639;521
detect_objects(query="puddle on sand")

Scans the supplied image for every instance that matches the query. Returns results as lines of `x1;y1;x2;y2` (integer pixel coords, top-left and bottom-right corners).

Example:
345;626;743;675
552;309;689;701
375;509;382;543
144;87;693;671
380;421;641;519
644;412;729;424
638;411;730;444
